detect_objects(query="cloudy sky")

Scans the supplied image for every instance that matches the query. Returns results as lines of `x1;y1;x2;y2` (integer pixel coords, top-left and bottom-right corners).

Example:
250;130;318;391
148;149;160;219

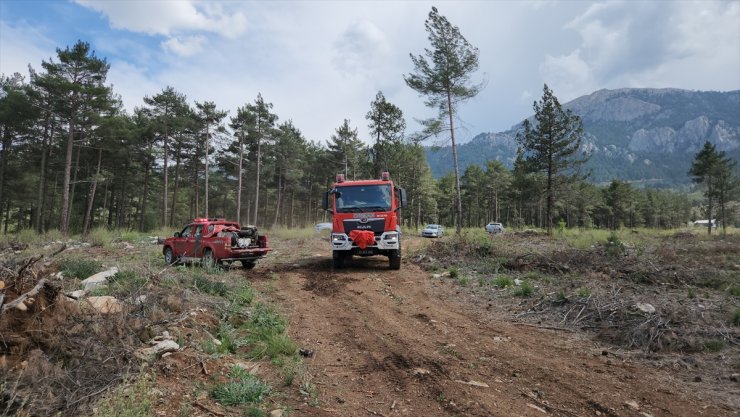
1;0;738;145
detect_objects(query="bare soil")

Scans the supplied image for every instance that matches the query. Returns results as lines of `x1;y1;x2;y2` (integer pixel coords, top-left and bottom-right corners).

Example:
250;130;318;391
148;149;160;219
1;233;738;417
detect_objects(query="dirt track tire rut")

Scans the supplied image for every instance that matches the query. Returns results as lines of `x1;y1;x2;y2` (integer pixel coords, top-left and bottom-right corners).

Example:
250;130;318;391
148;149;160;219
268;256;735;417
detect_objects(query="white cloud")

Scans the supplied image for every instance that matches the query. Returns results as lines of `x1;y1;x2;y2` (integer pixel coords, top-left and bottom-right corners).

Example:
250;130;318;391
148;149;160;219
541;1;740;98
0;21;56;77
74;0;248;38
333;20;391;78
161;35;207;57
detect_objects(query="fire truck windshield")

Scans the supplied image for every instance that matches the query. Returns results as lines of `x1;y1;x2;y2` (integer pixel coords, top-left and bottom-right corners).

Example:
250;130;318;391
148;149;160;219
335;184;392;213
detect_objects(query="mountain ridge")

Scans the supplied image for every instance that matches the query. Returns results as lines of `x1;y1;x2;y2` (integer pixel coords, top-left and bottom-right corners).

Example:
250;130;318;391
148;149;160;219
425;88;740;187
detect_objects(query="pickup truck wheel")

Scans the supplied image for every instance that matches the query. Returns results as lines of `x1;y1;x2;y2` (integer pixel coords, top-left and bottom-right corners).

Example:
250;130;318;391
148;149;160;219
163;247;175;265
389;249;401;270
332;251;345;269
242;261;256;270
202;249;216;268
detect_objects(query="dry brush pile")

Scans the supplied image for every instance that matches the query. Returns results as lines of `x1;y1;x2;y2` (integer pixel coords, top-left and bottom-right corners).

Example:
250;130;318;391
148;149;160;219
417;231;740;355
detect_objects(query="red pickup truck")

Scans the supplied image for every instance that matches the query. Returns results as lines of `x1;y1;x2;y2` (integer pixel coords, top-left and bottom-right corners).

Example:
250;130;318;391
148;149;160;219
162;218;271;269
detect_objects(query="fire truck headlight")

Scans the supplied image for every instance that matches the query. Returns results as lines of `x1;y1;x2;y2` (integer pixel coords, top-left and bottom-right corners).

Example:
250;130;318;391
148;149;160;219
384;232;398;241
331;234;347;242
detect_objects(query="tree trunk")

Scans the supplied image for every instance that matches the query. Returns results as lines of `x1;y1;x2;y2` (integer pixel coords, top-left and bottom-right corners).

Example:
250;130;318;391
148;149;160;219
0;128;11;226
162;123;169;227
446;89;463;235
204;125;210;218
170;144;181;227
59;117;76;234
236;131;244;223
273;167;282;228
34;119;52;232
253;136;261;226
139;144;151;231
82;147;103;235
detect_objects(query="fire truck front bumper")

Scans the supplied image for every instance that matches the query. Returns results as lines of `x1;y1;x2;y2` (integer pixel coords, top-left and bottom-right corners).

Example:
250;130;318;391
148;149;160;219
331;231;400;251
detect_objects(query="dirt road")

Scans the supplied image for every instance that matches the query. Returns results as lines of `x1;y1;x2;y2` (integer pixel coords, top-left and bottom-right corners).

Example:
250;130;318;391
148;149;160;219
266;241;736;417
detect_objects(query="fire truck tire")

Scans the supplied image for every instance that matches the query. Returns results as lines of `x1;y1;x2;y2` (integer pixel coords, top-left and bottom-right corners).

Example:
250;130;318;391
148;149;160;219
389;249;401;270
202;249;216;268
242;261;256;270
163;247;175;265
332;251;346;269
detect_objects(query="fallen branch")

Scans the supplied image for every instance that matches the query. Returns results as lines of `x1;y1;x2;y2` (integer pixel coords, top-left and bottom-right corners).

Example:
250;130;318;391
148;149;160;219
513;322;576;333
1;278;47;314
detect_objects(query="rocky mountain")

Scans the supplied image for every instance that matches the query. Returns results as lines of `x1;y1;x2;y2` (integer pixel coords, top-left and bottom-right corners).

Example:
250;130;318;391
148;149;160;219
425;88;740;187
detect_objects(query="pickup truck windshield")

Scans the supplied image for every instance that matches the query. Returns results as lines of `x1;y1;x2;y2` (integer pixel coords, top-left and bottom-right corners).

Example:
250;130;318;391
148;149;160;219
335;184;392;213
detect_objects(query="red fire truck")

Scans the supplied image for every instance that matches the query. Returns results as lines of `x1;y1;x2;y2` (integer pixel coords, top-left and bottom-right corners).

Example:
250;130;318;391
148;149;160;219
322;172;406;269
162;218;271;269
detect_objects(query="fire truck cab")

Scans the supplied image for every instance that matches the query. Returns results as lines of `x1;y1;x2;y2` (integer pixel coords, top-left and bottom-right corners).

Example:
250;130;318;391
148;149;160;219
322;172;407;269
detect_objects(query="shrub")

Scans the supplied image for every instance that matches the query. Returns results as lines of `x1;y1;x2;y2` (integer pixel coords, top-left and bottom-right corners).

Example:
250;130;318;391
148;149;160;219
93;372;154;417
448;267;459;279
86;227;113;248
192;274;228;297
210;367;270;406
577;287;591;298
728;285;740;297
231;283;256;306
109;270;148;298
250;303;286;334
704;339;725;352
605;232;625;257
512;281;535;297
732;308;740;326
60;259;102;279
492;276;514;288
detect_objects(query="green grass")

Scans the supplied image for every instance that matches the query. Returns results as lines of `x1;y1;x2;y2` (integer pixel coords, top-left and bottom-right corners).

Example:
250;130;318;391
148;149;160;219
704;339;725;352
492;275;514;288
192;274;228;296
448;267;459;279
458;276;470;286
60;258;102;279
577;287;591;298
732;308;740;326
728;284;740;297
93;372;154;417
231;282;256;306
210;366;270;406
512;281;535;297
265;226;317;240
108;270;148;298
86;227;114;248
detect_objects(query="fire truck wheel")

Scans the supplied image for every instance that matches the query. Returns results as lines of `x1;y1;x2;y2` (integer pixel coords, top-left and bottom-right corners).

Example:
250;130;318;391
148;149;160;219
389;249;401;270
163;247;175;265
332;251;345;269
242;261;256;270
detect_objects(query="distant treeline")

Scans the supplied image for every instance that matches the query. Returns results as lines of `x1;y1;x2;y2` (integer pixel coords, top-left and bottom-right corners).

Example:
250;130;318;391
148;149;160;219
0;41;732;234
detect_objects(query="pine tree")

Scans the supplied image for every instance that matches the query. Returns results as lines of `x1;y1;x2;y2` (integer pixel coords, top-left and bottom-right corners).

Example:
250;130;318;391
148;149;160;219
37;41;111;234
143;86;188;227
404;6;483;235
327;119;366;180
366;91;405;177
689;141;737;235
194;101;228;218
516;84;585;234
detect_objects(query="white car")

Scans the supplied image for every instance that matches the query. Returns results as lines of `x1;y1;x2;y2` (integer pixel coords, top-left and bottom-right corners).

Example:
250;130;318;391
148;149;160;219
422;224;444;238
485;222;505;234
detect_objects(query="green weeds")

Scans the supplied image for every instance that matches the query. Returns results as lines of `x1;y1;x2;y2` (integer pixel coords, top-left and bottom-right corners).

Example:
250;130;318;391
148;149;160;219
60;258;102;279
210;366;270;406
93;372;154;417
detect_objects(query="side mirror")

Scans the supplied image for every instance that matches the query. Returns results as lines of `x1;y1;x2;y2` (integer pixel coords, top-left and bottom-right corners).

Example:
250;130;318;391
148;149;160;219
397;187;407;209
322;191;333;213
174;232;181;238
